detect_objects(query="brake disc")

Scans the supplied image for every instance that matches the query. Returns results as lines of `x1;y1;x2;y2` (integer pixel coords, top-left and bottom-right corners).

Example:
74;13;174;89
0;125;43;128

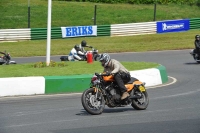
90;95;101;109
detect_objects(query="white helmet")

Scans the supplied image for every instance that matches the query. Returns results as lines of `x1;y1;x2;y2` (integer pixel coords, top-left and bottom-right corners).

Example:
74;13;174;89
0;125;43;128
99;53;111;67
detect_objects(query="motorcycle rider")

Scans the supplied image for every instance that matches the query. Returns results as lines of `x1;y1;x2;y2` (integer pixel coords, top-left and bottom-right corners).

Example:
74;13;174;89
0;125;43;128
68;45;85;61
79;40;93;53
194;35;200;56
99;53;131;100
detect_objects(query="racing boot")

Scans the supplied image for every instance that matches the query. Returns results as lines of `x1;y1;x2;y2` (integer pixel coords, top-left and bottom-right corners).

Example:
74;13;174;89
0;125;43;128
121;92;130;100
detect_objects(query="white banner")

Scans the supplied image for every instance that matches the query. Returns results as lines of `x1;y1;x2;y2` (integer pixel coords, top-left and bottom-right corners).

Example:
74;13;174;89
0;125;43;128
61;26;97;38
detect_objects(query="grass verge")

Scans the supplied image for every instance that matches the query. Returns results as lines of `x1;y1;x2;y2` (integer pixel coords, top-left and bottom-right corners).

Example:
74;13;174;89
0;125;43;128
0;61;159;78
0;0;200;29
0;30;199;57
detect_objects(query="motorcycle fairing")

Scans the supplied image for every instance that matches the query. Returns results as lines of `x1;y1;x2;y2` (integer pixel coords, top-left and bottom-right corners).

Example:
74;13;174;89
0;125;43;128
103;75;114;82
125;80;143;92
102;75;144;92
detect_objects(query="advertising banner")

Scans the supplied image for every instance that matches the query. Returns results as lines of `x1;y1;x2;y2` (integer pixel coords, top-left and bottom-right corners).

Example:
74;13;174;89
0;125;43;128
61;26;97;38
157;19;189;33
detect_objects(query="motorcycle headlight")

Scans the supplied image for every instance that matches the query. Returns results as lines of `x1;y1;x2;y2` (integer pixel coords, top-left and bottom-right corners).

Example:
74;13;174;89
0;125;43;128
91;76;97;82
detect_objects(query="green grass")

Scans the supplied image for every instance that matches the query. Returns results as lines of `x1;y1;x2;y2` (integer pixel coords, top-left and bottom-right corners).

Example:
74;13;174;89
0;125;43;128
0;0;199;57
0;0;200;29
0;29;196;78
0;1;199;78
0;61;159;78
0;29;199;57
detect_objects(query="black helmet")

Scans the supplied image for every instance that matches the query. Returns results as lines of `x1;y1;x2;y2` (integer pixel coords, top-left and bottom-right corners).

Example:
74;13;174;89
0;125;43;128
195;35;200;39
99;53;111;67
74;45;80;51
81;40;87;47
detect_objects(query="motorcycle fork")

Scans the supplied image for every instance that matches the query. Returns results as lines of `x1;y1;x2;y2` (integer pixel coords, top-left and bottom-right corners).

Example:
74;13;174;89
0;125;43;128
93;86;106;100
93;87;101;98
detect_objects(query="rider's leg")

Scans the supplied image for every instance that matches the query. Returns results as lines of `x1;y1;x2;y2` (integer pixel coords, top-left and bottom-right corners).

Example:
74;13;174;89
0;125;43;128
114;73;130;100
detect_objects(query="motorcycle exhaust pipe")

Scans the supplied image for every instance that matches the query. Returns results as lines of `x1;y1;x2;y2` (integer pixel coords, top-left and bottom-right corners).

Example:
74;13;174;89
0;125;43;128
129;95;142;99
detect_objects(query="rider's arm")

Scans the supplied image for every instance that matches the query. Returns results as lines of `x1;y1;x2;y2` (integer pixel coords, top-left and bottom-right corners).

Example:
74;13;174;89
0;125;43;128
111;63;120;74
69;48;82;61
79;44;86;53
74;54;82;60
77;51;85;55
86;45;92;48
81;47;87;53
195;41;200;48
195;41;198;48
84;44;92;48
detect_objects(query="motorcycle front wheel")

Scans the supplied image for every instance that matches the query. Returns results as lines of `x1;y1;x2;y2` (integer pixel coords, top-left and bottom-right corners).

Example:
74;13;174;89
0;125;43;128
81;88;105;115
193;55;200;63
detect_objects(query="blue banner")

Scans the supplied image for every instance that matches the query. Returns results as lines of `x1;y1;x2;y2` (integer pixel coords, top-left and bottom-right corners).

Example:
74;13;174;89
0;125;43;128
157;19;189;33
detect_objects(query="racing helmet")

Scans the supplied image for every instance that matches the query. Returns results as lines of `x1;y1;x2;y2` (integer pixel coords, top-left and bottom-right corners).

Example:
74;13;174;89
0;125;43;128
74;44;80;51
81;40;87;47
99;53;111;67
195;35;200;40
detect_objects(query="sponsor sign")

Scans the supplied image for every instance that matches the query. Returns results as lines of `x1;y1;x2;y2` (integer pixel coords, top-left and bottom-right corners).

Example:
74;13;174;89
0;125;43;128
61;26;97;38
157;19;189;33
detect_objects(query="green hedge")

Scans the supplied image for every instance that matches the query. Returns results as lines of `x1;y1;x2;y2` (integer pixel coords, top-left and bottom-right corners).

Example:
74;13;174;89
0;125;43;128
52;0;199;5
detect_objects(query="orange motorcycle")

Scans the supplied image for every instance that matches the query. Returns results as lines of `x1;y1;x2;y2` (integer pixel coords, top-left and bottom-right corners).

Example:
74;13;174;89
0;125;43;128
81;72;149;115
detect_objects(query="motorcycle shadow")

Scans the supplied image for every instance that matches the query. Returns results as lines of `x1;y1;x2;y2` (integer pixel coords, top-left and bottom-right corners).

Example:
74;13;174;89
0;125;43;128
77;107;136;116
184;62;200;65
103;107;135;113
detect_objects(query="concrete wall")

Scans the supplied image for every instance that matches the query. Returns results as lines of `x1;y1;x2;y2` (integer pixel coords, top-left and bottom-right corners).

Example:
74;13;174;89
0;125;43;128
0;65;168;97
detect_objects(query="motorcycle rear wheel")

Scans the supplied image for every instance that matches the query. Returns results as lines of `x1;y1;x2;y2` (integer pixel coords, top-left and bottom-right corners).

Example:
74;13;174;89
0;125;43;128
193;55;200;63
81;88;105;115
131;89;149;110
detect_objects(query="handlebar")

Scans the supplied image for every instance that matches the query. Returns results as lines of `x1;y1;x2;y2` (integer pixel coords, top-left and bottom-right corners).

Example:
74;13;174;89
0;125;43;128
95;72;112;77
87;46;97;51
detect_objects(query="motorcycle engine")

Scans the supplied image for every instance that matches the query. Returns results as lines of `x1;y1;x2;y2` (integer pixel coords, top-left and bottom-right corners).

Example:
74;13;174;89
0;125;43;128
108;86;121;103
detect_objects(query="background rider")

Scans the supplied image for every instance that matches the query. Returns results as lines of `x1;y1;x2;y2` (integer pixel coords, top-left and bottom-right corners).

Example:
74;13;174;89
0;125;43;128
79;40;93;53
194;35;200;56
68;45;85;61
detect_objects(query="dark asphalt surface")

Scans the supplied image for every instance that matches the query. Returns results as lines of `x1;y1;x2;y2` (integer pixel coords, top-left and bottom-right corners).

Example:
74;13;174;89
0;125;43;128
0;50;200;133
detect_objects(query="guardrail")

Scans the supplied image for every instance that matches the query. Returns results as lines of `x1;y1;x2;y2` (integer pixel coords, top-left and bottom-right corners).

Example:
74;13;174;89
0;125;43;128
190;18;200;30
0;18;199;42
111;22;156;36
0;28;30;42
30;25;111;40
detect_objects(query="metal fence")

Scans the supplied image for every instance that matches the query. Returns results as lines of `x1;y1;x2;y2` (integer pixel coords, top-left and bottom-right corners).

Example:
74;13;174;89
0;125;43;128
31;27;62;40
